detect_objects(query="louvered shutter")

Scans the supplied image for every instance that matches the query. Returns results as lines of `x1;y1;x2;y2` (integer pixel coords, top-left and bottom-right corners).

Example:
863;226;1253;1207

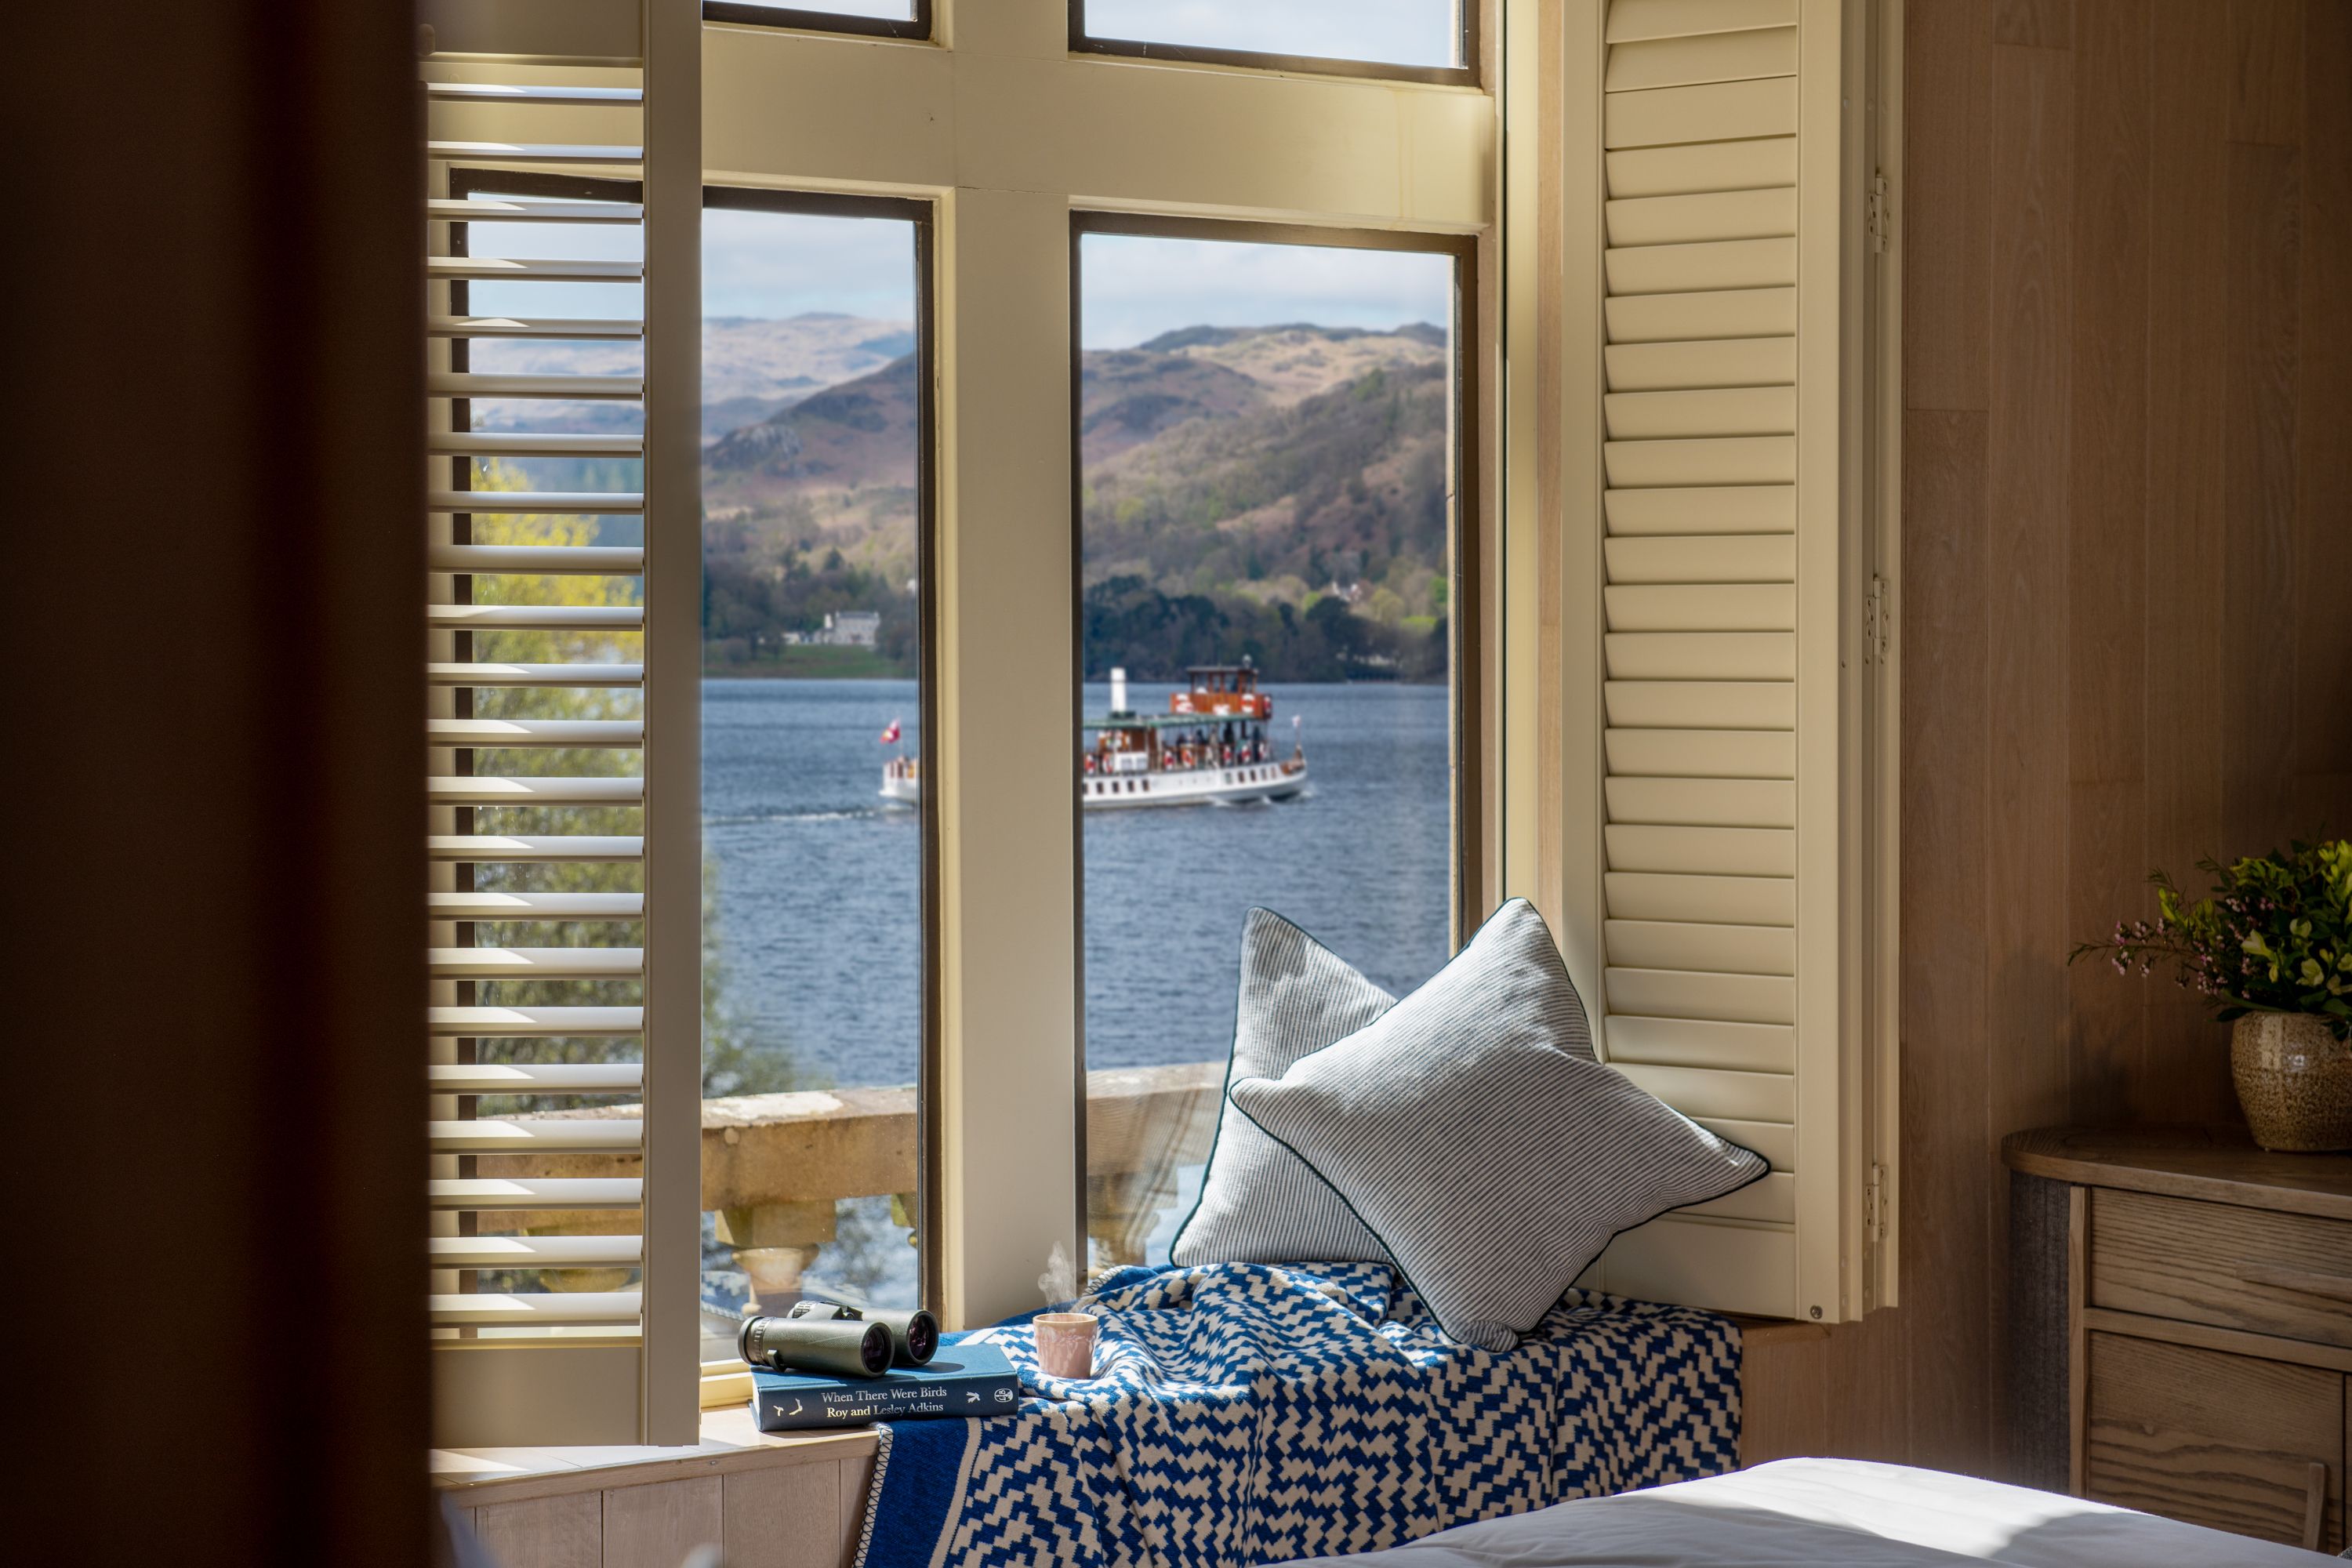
422;0;702;1444
1571;0;1896;1324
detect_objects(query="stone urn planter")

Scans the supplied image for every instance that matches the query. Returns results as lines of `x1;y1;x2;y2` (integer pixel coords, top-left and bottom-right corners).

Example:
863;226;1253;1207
2232;1013;2352;1152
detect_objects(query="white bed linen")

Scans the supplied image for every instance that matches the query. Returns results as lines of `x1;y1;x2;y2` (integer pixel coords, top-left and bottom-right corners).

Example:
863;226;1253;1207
1281;1458;2333;1567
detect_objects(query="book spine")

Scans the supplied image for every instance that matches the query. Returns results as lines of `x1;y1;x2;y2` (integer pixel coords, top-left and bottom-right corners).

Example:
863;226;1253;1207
753;1377;1022;1433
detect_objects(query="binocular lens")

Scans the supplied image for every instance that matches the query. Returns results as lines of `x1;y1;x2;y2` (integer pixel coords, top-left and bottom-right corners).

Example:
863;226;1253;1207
900;1310;938;1365
738;1315;891;1379
782;1300;940;1367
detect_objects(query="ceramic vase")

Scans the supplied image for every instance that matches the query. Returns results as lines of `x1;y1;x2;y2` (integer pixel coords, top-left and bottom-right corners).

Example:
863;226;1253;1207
2232;1013;2352;1152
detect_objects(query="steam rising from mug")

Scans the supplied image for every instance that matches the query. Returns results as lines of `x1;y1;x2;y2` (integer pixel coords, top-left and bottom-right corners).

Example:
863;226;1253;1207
1037;1241;1076;1308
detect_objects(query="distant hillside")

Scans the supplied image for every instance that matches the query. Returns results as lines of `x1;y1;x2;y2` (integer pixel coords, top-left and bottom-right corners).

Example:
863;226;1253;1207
470;312;914;439
700;321;1452;681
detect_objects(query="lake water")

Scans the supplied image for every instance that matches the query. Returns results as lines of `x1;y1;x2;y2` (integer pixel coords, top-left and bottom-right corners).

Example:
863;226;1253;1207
704;678;1455;1090
700;677;1452;1310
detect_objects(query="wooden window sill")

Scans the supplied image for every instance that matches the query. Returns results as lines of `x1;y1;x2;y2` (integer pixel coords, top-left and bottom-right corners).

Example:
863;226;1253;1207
432;1406;879;1506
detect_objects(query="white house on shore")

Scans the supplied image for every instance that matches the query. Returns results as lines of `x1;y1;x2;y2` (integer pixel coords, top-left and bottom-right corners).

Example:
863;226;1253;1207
782;609;881;648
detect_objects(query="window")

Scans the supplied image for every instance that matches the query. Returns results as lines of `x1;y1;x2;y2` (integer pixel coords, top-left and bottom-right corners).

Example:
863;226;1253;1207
697;190;938;1357
423;0;1901;1448
1073;0;1475;85
703;0;928;42
1070;220;1473;1272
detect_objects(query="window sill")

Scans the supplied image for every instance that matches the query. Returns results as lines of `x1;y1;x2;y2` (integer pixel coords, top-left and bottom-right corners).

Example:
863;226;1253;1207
431;1405;878;1506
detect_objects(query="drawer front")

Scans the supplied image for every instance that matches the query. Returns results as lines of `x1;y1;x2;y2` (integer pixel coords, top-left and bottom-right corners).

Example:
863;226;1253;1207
2085;1332;2344;1549
2090;1188;2352;1348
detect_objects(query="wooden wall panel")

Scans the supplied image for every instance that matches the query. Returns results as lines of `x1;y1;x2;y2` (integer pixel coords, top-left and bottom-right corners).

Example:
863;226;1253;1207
1899;409;1992;1474
2223;139;2303;855
2296;0;2352;794
1737;0;2352;1479
2063;0;2150;1121
2143;0;2237;1126
1982;36;2076;1475
1994;0;2073;49
2227;0;2306;147
1903;0;1993;409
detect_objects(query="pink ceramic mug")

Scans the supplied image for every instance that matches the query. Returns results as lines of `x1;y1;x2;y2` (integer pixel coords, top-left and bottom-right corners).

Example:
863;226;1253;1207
1033;1311;1098;1380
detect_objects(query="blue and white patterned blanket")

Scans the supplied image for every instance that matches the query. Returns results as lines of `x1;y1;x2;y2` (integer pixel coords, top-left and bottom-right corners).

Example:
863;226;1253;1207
853;1261;1742;1568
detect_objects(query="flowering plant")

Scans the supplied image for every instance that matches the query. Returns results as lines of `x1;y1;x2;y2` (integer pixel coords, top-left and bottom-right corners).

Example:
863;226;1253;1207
2071;839;2352;1039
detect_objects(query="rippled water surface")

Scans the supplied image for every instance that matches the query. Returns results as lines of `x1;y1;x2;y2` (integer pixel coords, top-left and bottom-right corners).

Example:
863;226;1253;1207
703;678;1454;1089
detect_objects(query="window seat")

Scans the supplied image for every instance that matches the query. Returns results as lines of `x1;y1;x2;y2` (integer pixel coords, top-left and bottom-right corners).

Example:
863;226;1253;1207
431;1308;1826;1568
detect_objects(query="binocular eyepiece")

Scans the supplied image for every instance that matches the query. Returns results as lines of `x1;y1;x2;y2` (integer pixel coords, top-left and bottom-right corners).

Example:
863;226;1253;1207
737;1301;940;1378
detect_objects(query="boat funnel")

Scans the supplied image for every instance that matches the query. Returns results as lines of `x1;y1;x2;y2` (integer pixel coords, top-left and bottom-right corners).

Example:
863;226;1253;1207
1110;666;1129;715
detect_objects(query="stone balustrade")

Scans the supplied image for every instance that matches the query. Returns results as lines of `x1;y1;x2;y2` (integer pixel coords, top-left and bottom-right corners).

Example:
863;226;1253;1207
474;1059;1224;1301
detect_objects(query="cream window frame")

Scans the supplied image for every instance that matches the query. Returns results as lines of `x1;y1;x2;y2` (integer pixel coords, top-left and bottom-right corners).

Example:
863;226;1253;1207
700;0;1503;1331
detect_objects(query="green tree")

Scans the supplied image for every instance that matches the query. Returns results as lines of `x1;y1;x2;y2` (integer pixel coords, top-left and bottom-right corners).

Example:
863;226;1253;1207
459;463;807;1109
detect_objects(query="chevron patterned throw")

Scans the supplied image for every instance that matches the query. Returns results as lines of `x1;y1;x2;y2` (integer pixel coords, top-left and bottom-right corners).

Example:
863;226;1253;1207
852;1261;1742;1568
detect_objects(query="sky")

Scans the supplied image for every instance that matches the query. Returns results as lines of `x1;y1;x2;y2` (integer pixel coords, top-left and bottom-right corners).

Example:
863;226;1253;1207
723;1;1457;68
1081;0;1455;67
465;206;1452;352
701;216;1454;350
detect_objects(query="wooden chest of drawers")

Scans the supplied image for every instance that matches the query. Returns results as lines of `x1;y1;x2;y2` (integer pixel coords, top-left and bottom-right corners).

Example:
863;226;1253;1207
2006;1127;2352;1555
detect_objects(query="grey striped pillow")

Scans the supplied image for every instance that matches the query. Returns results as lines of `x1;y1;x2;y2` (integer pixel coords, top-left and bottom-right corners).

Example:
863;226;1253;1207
1228;898;1767;1350
1169;909;1396;1267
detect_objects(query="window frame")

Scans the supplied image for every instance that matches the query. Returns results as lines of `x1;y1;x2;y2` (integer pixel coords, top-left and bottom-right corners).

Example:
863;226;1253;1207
566;0;1495;1341
1065;210;1484;1261
1068;0;1479;89
702;0;932;44
447;172;949;1364
699;183;947;1319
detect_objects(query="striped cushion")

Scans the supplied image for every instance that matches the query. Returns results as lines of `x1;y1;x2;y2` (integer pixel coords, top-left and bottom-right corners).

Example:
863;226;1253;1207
1169;908;1396;1266
1228;898;1768;1349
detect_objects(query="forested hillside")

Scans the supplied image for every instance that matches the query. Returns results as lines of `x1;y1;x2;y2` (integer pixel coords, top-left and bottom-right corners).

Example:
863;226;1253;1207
701;321;1453;681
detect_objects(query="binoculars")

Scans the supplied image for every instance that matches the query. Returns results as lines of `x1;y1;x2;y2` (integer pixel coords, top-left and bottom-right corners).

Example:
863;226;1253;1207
736;1300;941;1379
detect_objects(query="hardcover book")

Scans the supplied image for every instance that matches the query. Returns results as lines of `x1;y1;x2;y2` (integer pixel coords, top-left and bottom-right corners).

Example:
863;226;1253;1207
750;1341;1024;1432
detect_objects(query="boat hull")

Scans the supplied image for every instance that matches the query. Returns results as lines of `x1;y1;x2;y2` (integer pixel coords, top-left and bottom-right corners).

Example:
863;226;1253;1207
880;760;1305;810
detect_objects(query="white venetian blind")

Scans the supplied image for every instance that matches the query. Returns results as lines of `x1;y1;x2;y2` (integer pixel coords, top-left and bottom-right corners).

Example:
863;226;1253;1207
421;0;702;1446
1579;0;1893;1324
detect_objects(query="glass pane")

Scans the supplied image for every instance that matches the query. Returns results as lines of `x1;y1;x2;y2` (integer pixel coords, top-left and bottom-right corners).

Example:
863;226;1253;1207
700;203;927;1357
1081;0;1461;71
1076;233;1457;1276
713;0;916;23
448;186;648;1338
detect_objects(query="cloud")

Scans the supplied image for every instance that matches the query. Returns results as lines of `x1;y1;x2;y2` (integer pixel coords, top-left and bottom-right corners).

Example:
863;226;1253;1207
704;207;918;320
1085;0;1454;67
1080;234;1452;348
458;193;1453;353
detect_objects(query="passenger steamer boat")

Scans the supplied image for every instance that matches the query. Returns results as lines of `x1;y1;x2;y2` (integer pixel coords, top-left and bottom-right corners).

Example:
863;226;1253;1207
880;662;1308;810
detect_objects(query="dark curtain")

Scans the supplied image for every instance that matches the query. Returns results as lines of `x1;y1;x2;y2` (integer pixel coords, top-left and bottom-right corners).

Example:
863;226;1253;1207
6;2;428;1563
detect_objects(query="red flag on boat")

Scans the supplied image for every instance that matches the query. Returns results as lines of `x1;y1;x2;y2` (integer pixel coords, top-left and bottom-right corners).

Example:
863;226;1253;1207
879;719;902;745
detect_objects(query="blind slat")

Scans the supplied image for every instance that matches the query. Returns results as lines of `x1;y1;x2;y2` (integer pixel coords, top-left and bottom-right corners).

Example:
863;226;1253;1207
1606;24;1796;93
1605;823;1796;878
1606;136;1798;200
1603;916;1796;975
1605;534;1795;583
1605;775;1796;829
1603;77;1797;150
1604;681;1795;730
1606;336;1795;392
1606;1013;1798;1073
1604;869;1795;926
